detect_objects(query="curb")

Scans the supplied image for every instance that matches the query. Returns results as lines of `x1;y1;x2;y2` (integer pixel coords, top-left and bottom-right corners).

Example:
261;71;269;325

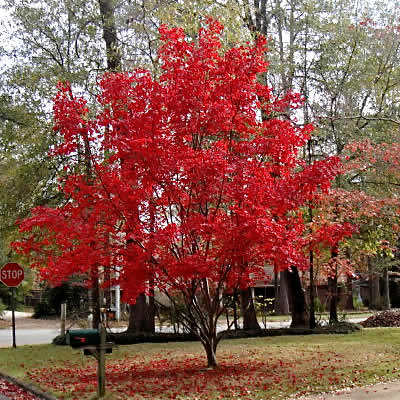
0;371;58;400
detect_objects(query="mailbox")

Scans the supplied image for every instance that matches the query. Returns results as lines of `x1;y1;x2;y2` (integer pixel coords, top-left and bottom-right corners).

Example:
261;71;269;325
66;329;100;348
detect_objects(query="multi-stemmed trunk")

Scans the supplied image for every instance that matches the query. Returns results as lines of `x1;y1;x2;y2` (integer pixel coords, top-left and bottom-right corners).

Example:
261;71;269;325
201;328;218;368
161;278;228;369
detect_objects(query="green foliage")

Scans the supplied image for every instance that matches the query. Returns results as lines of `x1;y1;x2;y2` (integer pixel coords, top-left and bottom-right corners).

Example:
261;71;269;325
0;278;30;311
353;296;364;310
0;298;6;317
0;91;59;271
52;333;67;346
314;297;326;313
33;300;56;318
254;296;275;328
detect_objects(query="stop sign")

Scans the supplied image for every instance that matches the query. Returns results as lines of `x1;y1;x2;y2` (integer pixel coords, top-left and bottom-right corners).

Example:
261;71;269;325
0;263;24;287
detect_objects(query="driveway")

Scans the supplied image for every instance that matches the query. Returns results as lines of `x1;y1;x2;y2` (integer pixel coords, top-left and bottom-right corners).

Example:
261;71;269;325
297;381;400;400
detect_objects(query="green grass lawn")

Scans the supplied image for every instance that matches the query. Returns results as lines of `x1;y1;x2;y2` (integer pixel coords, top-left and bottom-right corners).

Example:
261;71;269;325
1;328;399;399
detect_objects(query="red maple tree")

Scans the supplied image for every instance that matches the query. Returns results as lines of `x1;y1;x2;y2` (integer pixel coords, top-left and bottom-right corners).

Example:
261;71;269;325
14;20;342;367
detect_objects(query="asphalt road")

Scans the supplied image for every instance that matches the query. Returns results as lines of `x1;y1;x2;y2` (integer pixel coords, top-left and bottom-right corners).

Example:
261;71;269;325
0;314;366;348
0;311;60;347
0;328;60;348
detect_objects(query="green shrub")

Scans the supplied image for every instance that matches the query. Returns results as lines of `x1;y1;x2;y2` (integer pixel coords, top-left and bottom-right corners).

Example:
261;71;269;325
353;296;364;310
0;299;6;317
314;297;325;313
52;334;67;345
34;280;89;318
33;301;57;318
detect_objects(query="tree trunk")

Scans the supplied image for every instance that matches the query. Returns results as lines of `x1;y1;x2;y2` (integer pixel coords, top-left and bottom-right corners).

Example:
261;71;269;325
233;290;239;330
329;246;339;324
276;271;289;315
240;287;261;330
127;293;155;334
383;267;390;310
97;0;121;330
368;257;381;310
309;250;316;329
273;268;279;313
98;0;121;72
370;274;380;309
91;271;101;329
328;246;339;324
345;275;354;310
328;274;338;324
285;267;308;328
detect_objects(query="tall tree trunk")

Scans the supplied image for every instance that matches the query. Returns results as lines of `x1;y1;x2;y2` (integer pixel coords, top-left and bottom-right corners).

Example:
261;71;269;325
240;287;261;330
276;271;289;315
285;267;308;328
329;246;339;324
383;267;390;310
91;269;101;329
233;290;239;330
127;293;155;334
345;275;354;310
328;274;338;324
273;268;279;313
98;0;121;72
368;257;381;310
344;248;354;310
309;251;316;329
93;0;121;330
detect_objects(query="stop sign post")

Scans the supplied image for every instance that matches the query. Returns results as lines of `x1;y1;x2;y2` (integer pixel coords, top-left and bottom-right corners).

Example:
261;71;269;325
1;263;25;348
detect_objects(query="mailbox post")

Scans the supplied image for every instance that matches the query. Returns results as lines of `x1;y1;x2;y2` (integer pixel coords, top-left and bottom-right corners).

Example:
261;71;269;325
98;324;106;397
65;277;112;398
66;325;114;398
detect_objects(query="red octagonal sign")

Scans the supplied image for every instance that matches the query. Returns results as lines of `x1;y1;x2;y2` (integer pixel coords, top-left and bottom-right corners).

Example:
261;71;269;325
1;263;24;287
